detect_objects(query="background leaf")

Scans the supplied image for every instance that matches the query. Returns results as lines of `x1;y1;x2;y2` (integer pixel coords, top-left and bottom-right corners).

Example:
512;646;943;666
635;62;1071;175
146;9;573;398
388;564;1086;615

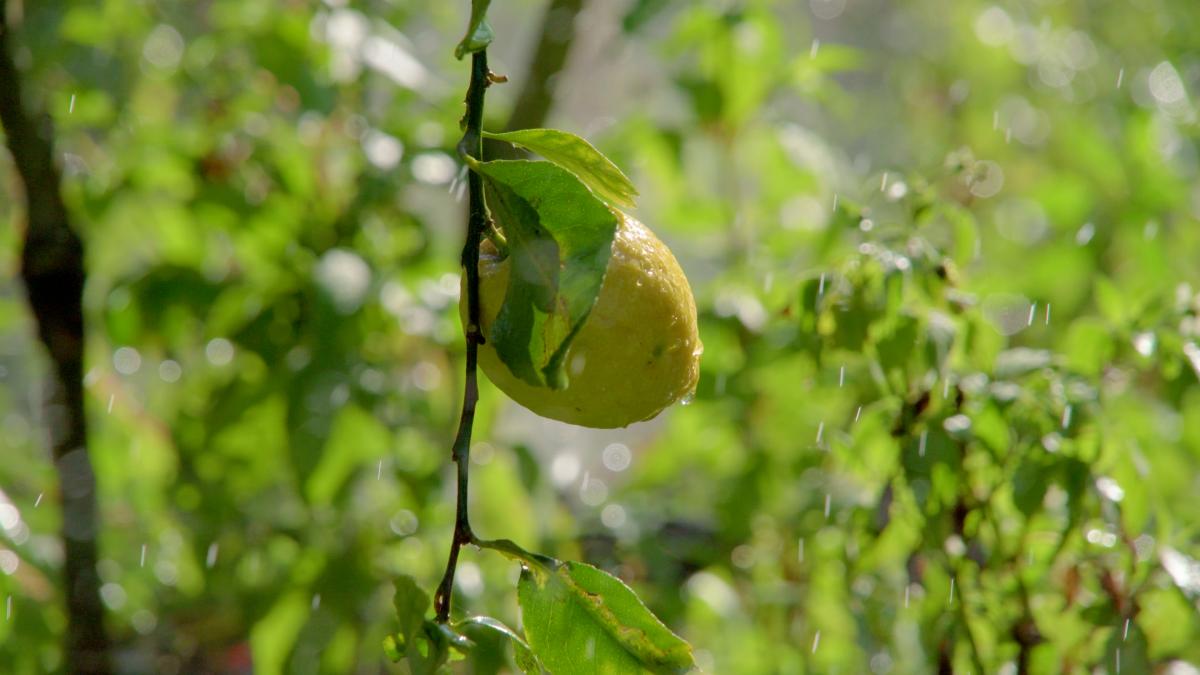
484;129;639;209
518;561;694;674
476;159;619;389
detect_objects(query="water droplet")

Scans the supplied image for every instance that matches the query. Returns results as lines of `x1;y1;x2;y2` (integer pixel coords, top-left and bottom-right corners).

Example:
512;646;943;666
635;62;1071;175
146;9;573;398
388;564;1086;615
816;422;824;445
797;538;805;563
1076;222;1095;245
818;273;826;298
601;504;626;529
824;494;831;518
602;443;632;472
812;630;821;653
948;578;955;605
839;365;845;387
1123;618;1130;640
1027;302;1036;326
377;459;383;479
680;390;695;406
69;94;76;114
1044;303;1051;325
206;543;219;568
1116;68;1124;89
904;585;910;608
810;39;820;58
1061;405;1073;429
5;596;10;620
918;430;928;457
854;406;862;422
311;594;321;610
832;193;839;212
33;493;42;508
140;544;147;567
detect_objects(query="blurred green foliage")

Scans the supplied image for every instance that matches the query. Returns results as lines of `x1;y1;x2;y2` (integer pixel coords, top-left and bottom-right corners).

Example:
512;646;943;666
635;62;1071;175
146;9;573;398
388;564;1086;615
2;0;1199;673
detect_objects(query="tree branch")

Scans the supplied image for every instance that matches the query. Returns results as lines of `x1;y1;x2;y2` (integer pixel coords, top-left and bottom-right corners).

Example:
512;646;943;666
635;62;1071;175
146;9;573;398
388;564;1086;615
0;8;112;675
433;48;492;624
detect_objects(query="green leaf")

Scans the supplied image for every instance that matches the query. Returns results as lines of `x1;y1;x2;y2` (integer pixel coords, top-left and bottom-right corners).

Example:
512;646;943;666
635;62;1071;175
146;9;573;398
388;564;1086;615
484;129;639;209
475;160;619;389
389;575;430;659
455;0;493;59
456;616;541;674
518;560;695;674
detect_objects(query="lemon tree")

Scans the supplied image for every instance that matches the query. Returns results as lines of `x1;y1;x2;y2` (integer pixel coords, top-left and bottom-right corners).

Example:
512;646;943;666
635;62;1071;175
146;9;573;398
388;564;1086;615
387;3;698;673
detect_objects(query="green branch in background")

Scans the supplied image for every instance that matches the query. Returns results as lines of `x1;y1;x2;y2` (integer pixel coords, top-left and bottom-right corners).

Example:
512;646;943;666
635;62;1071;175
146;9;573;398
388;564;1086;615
0;8;112;674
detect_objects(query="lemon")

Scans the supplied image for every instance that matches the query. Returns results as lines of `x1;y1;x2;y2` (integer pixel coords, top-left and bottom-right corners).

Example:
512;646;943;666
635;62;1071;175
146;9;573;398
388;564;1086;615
463;213;702;428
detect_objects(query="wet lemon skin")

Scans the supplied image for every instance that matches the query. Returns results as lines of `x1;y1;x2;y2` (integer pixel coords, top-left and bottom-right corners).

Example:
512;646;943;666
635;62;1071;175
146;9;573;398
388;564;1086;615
463;213;701;428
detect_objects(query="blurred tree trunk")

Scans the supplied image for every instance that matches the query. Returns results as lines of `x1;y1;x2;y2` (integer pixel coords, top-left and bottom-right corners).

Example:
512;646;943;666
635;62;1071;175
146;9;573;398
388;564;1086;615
0;8;112;675
485;0;586;160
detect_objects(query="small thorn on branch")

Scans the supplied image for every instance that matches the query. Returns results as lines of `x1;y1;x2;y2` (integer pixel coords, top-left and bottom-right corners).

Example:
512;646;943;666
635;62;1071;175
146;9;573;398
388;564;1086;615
487;71;508;84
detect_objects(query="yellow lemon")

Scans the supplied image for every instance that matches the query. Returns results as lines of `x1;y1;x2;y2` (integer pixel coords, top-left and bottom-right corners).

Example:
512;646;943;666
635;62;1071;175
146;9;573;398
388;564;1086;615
463;213;701;428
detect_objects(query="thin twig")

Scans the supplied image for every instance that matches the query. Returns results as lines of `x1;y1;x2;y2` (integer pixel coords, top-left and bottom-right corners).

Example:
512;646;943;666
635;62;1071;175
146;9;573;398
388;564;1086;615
433;48;492;624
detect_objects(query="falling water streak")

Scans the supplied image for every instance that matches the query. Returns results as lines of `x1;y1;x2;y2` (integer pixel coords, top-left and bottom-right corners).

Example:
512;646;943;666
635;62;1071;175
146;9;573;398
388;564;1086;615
839;365;845;387
948;578;955;605
69;94;76;114
1062;405;1073;429
904;585;910;608
448;165;467;194
812;631;821;654
140;545;147;568
824;494;831;518
206;543;219;568
1005;128;1012;144
943;377;951;399
832;193;839;212
5;596;10;620
993;110;999;130
1117;68;1124;88
377;459;383;480
818;273;826;299
810;39;821;58
312;594;321;610
1045;303;1051;325
34;493;43;508
798;538;805;563
918;430;927;457
107;394;114;414
854;406;862;422
1116;648;1121;674
1123;618;1130;640
1027;302;1036;326
881;172;889;192
816;422;824;445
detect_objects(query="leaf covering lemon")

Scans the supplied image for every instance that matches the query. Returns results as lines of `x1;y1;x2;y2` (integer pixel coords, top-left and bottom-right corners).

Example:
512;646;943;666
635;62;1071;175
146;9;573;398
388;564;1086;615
464;213;701;428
